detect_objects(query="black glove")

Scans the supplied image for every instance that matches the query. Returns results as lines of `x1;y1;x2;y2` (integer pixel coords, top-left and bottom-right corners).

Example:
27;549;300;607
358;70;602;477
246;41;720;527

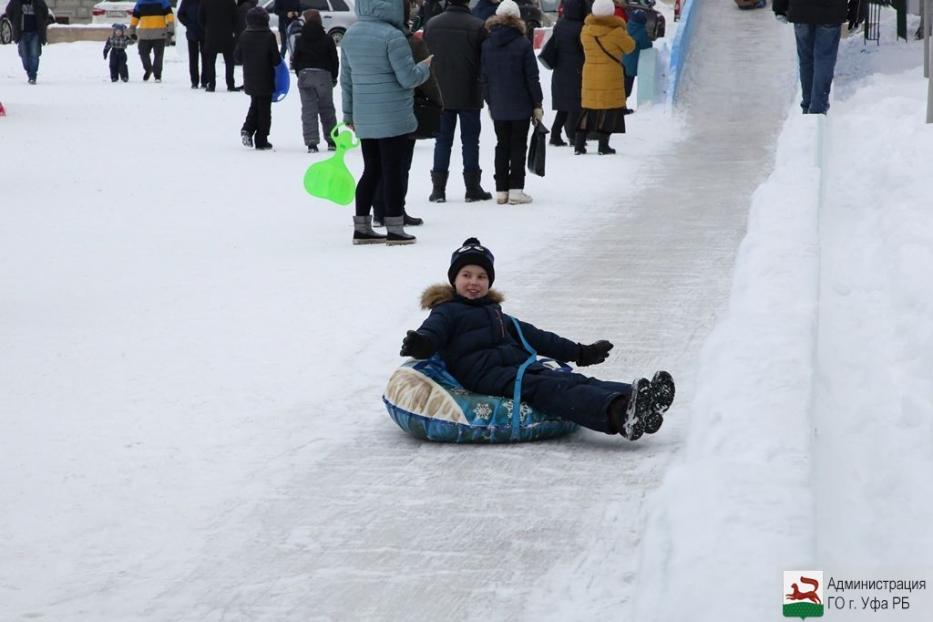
576;340;613;367
400;330;435;359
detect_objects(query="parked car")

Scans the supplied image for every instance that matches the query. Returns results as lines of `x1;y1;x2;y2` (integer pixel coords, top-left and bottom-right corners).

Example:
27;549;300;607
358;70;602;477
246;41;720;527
468;0;545;31
1;7;55;44
261;0;355;45
90;0;135;25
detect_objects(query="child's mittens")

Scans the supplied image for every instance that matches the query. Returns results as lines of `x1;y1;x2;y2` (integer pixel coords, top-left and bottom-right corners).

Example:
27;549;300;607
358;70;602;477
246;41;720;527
576;340;614;366
400;330;435;359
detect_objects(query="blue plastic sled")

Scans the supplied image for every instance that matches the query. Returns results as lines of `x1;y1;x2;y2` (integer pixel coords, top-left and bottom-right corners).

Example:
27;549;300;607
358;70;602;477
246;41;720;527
273;58;290;103
383;355;578;443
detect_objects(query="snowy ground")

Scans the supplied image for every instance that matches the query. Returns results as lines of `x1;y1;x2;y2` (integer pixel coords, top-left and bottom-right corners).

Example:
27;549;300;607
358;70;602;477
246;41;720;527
2;6;932;621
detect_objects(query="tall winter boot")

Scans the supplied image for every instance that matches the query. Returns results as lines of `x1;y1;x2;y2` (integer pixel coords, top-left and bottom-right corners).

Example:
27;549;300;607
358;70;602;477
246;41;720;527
428;171;448;203
352;215;387;245
597;134;616;155
573;131;587;155
384;216;416;246
608;378;651;441
463;169;492;202
644;370;675;434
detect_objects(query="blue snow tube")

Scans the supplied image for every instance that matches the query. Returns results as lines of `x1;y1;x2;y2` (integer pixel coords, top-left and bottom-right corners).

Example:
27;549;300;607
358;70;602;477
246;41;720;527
383;355;579;443
273;58;290;102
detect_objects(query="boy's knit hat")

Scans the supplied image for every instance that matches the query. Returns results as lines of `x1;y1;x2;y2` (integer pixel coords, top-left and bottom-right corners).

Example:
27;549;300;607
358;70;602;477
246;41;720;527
246;6;270;26
448;237;495;286
591;0;615;17
496;0;521;18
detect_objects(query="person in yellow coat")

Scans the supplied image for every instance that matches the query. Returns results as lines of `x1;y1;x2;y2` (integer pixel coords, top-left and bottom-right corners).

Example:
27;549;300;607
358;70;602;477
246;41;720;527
575;0;634;155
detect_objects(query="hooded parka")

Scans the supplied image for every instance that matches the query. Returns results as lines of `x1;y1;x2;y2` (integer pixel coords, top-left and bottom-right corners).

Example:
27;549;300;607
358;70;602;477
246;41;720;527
233;8;279;96
580;14;634;110
549;0;586;112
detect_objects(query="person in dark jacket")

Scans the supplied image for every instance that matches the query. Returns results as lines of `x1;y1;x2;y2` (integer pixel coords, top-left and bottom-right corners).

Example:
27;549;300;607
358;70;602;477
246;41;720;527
199;0;239;91
271;0;301;56
481;0;543;205
773;0;861;114
292;9;339;152
400;237;676;441
234;0;257;51
471;0;498;20
622;7;652;104
177;0;205;88
103;23;134;82
5;0;50;84
546;0;586;146
423;0;493;203
234;6;280;150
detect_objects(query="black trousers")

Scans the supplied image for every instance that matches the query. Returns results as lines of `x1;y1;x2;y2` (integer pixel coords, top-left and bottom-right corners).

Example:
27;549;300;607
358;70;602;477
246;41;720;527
372;138;416;221
355;135;411;218
242;95;272;145
493;119;530;192
138;39;165;79
187;39;203;86
202;48;235;89
550;110;580;143
108;49;128;81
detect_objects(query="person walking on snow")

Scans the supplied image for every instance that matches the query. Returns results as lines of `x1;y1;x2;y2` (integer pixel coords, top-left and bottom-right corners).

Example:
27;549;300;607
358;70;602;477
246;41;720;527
400;237;676;441
103;23;133;82
292;9;339;153
340;0;432;246
4;0;51;84
576;0;633;155
234;6;280;150
545;0;587;146
176;0;205;88
773;0;862;115
481;0;543;205
199;0;239;91
128;0;175;82
423;0;493;203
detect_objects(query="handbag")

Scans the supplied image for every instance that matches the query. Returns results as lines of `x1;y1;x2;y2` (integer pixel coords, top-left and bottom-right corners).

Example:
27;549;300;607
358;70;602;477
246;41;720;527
538;34;557;70
412;92;441;140
526;119;549;177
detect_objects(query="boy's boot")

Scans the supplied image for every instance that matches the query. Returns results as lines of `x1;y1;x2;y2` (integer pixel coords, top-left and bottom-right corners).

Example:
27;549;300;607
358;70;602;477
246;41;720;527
597;134;616;155
573;131;587;155
645;370;675;434
496;191;509;205
384;216;416;246
608;378;650;441
508;189;533;205
463;169;492;202
352;215;387;245
241;130;254;148
428;170;448;203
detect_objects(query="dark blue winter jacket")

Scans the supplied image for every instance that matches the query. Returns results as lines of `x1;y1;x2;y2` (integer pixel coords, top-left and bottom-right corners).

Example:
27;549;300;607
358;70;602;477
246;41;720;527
622;10;652;79
480;16;543;121
177;0;204;41
413;284;582;396
549;0;586;111
472;0;497;21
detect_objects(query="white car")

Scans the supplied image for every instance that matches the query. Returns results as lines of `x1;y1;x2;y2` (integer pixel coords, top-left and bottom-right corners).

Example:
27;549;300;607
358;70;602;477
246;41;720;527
261;0;356;44
90;1;136;25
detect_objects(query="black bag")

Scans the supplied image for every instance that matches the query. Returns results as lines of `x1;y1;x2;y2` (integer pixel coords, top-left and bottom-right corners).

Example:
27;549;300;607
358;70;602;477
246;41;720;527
412;92;441;140
527;120;549;177
538;34;557;70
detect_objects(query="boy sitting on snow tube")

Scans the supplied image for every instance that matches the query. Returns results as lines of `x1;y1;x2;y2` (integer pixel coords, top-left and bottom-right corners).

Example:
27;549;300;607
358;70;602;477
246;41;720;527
395;237;675;441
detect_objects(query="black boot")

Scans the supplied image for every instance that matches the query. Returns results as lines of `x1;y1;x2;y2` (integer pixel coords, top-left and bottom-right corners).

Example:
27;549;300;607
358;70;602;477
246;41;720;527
598;134;616;155
429;171;448;203
352;215;387;245
463;169;492;202
608;378;650;441
385;216;416;245
645;371;675;434
573;131;587;155
403;210;423;226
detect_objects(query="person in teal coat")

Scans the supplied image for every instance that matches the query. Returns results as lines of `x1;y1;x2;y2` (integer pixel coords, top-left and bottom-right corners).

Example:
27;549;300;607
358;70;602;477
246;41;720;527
622;9;652;104
340;0;432;246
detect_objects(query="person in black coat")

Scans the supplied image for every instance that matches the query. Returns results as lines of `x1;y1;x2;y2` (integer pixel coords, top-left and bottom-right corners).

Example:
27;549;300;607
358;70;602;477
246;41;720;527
480;0;542;205
234;6;280;150
773;0;861;114
271;0;301;56
292;9;339;152
4;0;51;84
177;0;205;88
199;0;239;91
422;0;492;203
234;0;257;52
546;0;586;146
399;237;676;441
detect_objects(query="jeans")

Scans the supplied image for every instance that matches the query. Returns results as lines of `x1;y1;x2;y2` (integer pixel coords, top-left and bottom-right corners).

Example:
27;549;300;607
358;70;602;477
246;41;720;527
793;23;842;114
432;109;481;173
138;39;166;79
17;31;41;81
242;95;272;146
187;39;203;86
493;119;530;192
355;135;412;218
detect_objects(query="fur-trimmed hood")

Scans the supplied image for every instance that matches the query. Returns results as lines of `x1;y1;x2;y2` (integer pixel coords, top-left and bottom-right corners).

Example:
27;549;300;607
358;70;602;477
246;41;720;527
420;284;505;310
484;13;527;36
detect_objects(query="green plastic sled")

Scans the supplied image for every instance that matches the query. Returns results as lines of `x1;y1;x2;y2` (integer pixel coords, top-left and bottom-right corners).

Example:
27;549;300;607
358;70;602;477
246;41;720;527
303;124;360;206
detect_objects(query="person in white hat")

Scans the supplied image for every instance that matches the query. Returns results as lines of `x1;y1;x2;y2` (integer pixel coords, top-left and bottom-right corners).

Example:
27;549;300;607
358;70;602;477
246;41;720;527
480;0;544;204
575;0;634;155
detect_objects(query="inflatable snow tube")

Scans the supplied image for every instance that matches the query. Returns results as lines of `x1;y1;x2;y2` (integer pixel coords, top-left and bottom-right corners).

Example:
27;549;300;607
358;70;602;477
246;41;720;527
383;356;578;443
